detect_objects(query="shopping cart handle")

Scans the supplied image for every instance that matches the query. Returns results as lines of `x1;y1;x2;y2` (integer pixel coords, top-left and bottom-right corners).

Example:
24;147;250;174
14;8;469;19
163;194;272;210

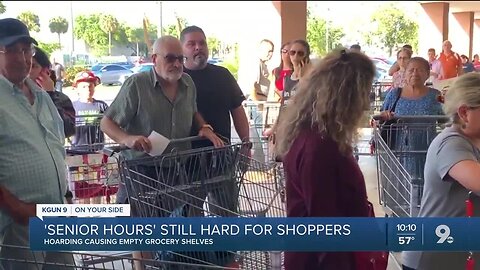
102;136;207;156
371;115;450;122
103;145;128;156
66;149;99;155
169;136;205;144
372;115;383;121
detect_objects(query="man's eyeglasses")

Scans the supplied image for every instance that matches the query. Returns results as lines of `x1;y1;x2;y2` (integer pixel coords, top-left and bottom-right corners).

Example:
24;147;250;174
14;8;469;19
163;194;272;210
289;50;305;57
281;49;289;54
0;45;36;57
163;54;187;64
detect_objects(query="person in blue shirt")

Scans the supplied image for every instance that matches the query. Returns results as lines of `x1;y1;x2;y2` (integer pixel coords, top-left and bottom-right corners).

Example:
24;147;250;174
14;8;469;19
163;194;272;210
461;54;475;73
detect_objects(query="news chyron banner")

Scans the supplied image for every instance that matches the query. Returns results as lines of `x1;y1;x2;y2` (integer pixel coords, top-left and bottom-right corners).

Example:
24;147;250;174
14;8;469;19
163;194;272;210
32;204;479;251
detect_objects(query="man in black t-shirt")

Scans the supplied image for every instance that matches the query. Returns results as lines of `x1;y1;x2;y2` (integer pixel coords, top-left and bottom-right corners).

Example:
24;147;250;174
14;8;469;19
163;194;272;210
180;26;250;267
180;26;249;147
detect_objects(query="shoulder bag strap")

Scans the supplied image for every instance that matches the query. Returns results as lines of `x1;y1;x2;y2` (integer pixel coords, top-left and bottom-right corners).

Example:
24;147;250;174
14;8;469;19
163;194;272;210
390;88;403;112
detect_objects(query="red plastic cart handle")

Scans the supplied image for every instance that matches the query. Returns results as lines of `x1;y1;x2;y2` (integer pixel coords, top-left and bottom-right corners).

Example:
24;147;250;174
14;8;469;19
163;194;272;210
467;254;474;270
466;199;474;218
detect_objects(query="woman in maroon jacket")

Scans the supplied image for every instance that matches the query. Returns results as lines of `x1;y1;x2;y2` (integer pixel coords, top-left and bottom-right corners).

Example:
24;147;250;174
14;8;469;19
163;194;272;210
275;49;376;269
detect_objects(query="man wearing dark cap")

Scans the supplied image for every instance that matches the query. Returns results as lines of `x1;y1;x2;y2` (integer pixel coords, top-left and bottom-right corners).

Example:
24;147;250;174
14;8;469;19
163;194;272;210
0;18;74;269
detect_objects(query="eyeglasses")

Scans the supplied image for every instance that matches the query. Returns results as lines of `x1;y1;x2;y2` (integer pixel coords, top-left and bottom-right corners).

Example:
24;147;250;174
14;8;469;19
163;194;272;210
281;49;288;54
289;50;305;57
163;54;187;64
0;44;36;57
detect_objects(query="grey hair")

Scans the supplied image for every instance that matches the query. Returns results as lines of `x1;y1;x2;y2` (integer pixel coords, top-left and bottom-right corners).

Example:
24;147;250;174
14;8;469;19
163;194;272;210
444;73;480;124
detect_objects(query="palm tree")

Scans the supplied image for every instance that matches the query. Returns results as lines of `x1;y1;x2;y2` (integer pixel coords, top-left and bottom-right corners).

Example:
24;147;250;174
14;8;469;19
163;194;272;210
17;11;40;32
126;26;144;56
100;14;119;56
49;16;69;48
0;1;6;14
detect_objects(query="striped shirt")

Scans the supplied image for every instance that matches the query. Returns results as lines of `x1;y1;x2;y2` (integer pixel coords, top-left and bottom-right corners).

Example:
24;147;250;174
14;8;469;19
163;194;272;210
0;76;67;232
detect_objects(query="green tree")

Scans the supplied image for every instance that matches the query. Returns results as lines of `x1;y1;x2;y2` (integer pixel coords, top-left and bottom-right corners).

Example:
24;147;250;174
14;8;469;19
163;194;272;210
306;10;345;57
219;43;239;80
99;14;119;55
74;14;108;56
49;16;68;48
0;1;6;14
207;36;221;58
147;24;158;41
163;24;178;38
125;26;144;56
162;15;188;38
369;3;419;56
112;23;129;46
17;11;40;32
37;41;61;56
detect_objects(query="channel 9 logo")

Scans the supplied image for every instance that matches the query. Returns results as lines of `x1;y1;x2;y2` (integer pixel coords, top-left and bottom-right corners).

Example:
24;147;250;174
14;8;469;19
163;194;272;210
435;224;454;244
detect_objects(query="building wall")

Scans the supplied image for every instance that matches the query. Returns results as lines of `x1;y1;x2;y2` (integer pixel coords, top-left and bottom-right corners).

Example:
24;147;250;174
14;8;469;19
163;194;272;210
418;2;449;58
236;1;306;97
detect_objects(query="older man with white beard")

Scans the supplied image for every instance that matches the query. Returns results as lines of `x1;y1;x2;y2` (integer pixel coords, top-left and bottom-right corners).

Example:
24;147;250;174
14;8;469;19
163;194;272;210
100;35;224;270
100;35;224;201
101;35;224;197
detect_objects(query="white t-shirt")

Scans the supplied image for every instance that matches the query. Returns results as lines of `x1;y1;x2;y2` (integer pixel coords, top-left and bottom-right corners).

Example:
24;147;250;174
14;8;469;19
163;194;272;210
428;59;442;84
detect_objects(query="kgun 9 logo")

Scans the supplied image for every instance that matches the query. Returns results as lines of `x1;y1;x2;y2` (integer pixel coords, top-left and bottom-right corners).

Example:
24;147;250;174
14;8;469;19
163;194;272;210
435;224;454;244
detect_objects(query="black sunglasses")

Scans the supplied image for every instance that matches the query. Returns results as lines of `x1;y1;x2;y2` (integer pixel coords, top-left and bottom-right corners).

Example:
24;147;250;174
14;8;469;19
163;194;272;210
289;50;305;57
163;54;187;64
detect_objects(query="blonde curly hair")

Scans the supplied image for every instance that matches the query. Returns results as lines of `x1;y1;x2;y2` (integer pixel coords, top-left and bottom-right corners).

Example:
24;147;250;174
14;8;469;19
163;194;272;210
275;49;375;158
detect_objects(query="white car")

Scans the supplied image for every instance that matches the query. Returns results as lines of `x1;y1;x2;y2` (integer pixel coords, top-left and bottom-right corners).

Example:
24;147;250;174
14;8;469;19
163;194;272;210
92;64;134;85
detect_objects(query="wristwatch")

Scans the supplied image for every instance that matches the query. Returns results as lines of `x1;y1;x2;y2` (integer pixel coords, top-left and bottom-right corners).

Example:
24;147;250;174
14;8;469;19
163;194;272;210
201;124;214;131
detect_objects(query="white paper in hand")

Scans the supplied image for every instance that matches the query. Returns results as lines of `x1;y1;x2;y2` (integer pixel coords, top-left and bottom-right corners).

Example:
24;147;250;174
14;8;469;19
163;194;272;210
147;131;170;156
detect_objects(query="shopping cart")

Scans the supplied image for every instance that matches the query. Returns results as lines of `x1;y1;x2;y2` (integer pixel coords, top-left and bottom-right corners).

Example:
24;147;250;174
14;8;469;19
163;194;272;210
66;114;117;151
242;101;282;165
373;115;449;217
65;114;120;204
65;149;120;204
246;102;285;205
0;243;244;269
104;136;286;269
370;81;392;114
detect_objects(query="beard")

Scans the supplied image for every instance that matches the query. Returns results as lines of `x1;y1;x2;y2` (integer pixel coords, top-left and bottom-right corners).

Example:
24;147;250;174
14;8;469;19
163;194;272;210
165;69;183;82
194;52;207;66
